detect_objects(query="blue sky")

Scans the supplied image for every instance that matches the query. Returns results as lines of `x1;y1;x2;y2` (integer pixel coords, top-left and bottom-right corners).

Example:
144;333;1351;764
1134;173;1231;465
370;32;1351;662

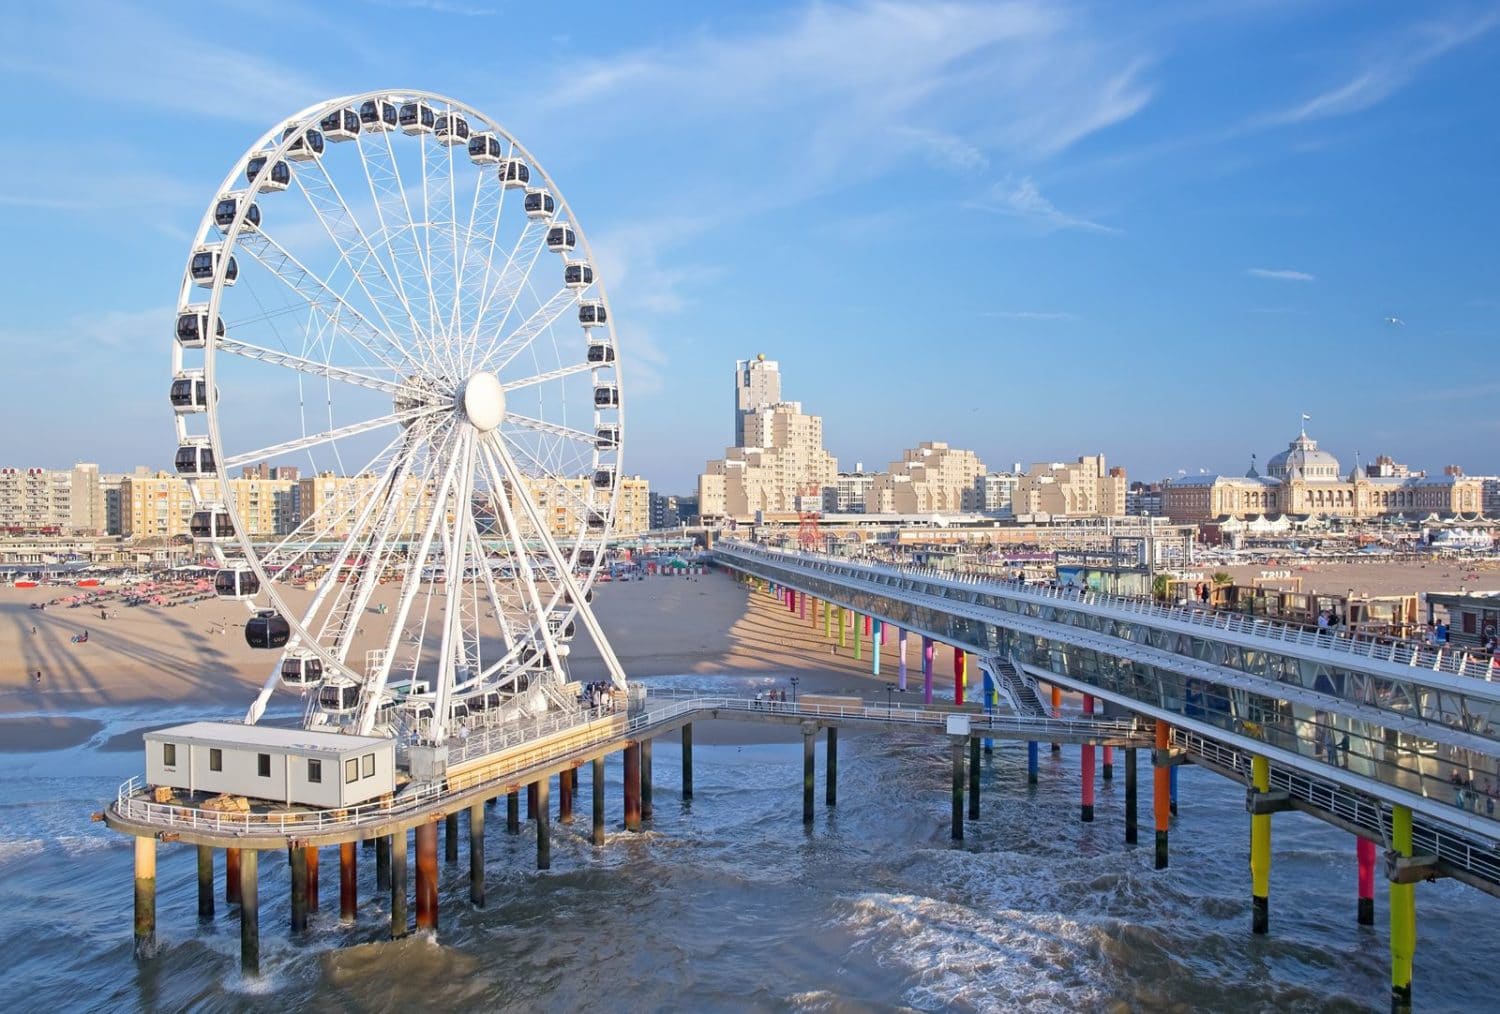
2;0;1497;492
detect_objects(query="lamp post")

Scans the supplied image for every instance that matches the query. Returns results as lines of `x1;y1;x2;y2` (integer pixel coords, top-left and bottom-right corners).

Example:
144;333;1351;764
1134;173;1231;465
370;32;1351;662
790;676;800;706
885;684;894;718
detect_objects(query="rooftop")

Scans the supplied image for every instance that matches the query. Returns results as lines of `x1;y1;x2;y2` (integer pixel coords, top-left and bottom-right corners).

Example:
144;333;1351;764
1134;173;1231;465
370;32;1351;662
144;721;390;755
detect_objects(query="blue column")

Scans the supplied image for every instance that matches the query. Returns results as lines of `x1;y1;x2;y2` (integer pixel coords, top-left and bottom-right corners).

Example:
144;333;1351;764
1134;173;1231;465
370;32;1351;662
1027;741;1039;784
871;619;882;676
897;628;908;691
1169;765;1180;816
982;666;995;754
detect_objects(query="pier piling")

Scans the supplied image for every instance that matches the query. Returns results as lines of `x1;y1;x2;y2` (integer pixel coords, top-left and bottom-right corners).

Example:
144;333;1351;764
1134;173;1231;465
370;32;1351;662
826;727;837;807
1103;745;1114;782
305;846;319;914
803;725;816;824
1154;720;1171;870
1125;748;1138;845
1390;805;1416;1013
239;849;259;975
536;778;552;871
624;743;642;831
1250;755;1271;935
339;841;357;922
196;845;214;922
682;723;694;800
1081;696;1096;823
415;821;438;932
445;812;459;864
1357;836;1376;925
469;802;485;908
390;831;408;939
506;791;520;834
592;756;606;845
375;835;391;891
289;846;309;934
951;737;965;840
133;837;156;960
968;736;980;820
559;768;574;824
641;738;654;821
1051;686;1062;753
226;846;241;905
922;636;934;704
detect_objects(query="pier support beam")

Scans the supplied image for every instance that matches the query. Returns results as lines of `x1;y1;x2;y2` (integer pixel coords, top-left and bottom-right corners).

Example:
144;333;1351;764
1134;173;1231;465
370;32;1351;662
953;649;964;706
226;846;242;905
536;778;552;871
445;813;459;864
527;782;537;821
854;613;862;662
1125;748;1138;845
1051;686;1062;753
824;600;832;639
239;849;259;975
838;607;847;649
340;841;357;923
196;845;214;922
922;636;934;705
306;847;319;914
1103;745;1114;782
507;791;520;834
871;619;881;676
803;725;816;824
682;723;694;799
1170;765;1180;816
968;736;981;821
826;727;838;808
1357;836;1376;926
469;802;485;908
624;743;642;831
1081;695;1096;823
982;667;995;754
1153;720;1171;870
559;768;575;824
898;628;908;691
415;821;438;933
390;831;408;939
1027;741;1039;785
376;835;391;891
950;737;965;840
1250;755;1271;935
290;846;309;934
133;837;156;960
641;738;654;821
593;756;607;845
1390;804;1416;1014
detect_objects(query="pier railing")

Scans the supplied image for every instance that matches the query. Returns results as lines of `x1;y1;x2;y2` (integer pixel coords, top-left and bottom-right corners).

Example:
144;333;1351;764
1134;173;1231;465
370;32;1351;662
717;541;1500;682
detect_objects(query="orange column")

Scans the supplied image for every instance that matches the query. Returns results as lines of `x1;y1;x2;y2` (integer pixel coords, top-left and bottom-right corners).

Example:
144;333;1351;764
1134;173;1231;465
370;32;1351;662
1154;719;1171;870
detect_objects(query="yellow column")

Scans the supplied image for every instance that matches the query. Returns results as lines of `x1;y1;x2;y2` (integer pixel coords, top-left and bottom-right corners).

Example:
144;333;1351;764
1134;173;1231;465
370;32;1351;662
854;615;862;661
1390;804;1415;1013
838;607;847;648
1250;755;1270;935
824;600;832;639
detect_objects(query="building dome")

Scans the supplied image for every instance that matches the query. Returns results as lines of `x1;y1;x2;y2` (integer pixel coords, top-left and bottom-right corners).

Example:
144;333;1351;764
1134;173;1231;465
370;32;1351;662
1265;432;1341;481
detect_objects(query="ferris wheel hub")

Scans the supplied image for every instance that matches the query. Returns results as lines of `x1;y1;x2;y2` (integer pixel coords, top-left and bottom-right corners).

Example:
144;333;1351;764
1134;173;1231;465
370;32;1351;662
458;370;506;432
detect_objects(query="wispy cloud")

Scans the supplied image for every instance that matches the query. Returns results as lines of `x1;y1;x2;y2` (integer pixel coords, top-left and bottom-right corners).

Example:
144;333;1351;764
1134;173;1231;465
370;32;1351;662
365;0;495;14
1247;267;1316;282
982;310;1077;320
974;176;1121;234
1259;8;1500;126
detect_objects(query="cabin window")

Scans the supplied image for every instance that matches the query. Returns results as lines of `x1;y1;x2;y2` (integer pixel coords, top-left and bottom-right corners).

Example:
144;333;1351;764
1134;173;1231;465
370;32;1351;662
1463;613;1477;634
257;753;271;777
163;743;177;767
345;759;359;784
308;759;322;784
209;748;222;772
362;753;375;778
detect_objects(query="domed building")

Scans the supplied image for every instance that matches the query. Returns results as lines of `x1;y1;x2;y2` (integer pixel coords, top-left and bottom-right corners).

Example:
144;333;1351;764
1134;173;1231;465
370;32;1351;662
1161;426;1483;524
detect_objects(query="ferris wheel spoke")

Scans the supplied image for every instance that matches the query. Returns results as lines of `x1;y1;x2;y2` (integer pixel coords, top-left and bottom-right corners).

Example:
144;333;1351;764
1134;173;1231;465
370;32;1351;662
504;413;598;446
374;128;446;375
471;220;547;356
499;432;608;535
291;155;425;364
477;286;578;374
452;168;500;374
217;338;408;397
234;228;411;376
486;433;628;690
501;360;597;393
222;405;446;471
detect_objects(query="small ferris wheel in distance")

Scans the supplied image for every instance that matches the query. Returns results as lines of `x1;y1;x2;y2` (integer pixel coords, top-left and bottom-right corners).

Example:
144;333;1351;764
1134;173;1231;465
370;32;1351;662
171;90;628;746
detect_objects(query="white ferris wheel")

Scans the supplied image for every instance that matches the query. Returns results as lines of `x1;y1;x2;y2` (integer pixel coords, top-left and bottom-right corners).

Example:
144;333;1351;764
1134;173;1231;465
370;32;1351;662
170;90;628;745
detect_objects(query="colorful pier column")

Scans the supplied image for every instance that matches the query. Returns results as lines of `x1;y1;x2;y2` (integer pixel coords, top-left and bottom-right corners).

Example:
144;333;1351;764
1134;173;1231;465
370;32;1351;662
306;846;320;914
1124;748;1138;844
592;756;607;846
863;614;871;637
1081;695;1096;822
559;768;575;824
897;629;908;691
340;840;358;922
133;837;156;960
1102;745;1114;781
788;589;797;614
624;742;642;831
1250;755;1271;935
641;738;654;821
871;619;882;676
953;649;965;706
854;614;863;662
824;601;833;639
1170;765;1180;816
226;846;242;905
1153;720;1171;870
415;821;439;932
800;592;807;620
922;637;934;704
879;621;886;646
1390;805;1416;1013
1357;836;1377;926
535;778;552;871
1051;685;1062;752
1027;741;1039;785
981;665;995;754
838;607;847;649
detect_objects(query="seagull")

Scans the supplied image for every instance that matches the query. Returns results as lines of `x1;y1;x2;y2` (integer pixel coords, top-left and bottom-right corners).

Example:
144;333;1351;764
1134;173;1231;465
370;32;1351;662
1384;316;1405;327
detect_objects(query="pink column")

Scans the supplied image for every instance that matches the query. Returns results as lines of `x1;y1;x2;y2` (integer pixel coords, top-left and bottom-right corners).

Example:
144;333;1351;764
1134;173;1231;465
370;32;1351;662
922;637;934;704
1081;694;1096;822
953;649;965;706
799;593;806;620
897;628;908;691
879;622;887;646
1357;836;1376;925
788;589;796;613
863;615;871;637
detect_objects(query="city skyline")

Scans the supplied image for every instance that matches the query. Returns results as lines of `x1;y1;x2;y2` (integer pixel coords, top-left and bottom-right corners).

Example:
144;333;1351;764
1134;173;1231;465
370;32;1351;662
4;2;1498;490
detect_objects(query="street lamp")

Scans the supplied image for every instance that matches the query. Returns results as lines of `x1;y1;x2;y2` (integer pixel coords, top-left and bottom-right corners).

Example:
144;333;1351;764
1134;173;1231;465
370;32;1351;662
885;684;894;718
789;676;800;706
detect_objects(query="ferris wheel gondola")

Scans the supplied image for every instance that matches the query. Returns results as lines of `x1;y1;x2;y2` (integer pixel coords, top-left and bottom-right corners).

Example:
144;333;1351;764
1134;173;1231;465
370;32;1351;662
171;90;629;747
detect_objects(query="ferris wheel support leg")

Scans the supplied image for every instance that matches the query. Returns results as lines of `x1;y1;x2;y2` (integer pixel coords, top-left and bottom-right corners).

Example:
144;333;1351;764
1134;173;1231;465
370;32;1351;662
487;436;631;691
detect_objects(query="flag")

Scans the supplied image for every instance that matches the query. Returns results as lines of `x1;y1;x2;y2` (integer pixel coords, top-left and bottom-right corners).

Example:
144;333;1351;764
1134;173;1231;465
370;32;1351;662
1301;413;1311;421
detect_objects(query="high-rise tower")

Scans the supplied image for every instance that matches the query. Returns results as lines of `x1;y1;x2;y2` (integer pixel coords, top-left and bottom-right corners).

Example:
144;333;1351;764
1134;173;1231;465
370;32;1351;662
734;354;781;447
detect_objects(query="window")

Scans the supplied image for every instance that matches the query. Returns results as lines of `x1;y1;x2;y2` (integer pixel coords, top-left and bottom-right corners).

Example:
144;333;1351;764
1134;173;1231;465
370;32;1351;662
163;743;177;767
308;758;322;784
209;748;222;772
362;753;375;778
257;753;271;777
345;758;359;784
